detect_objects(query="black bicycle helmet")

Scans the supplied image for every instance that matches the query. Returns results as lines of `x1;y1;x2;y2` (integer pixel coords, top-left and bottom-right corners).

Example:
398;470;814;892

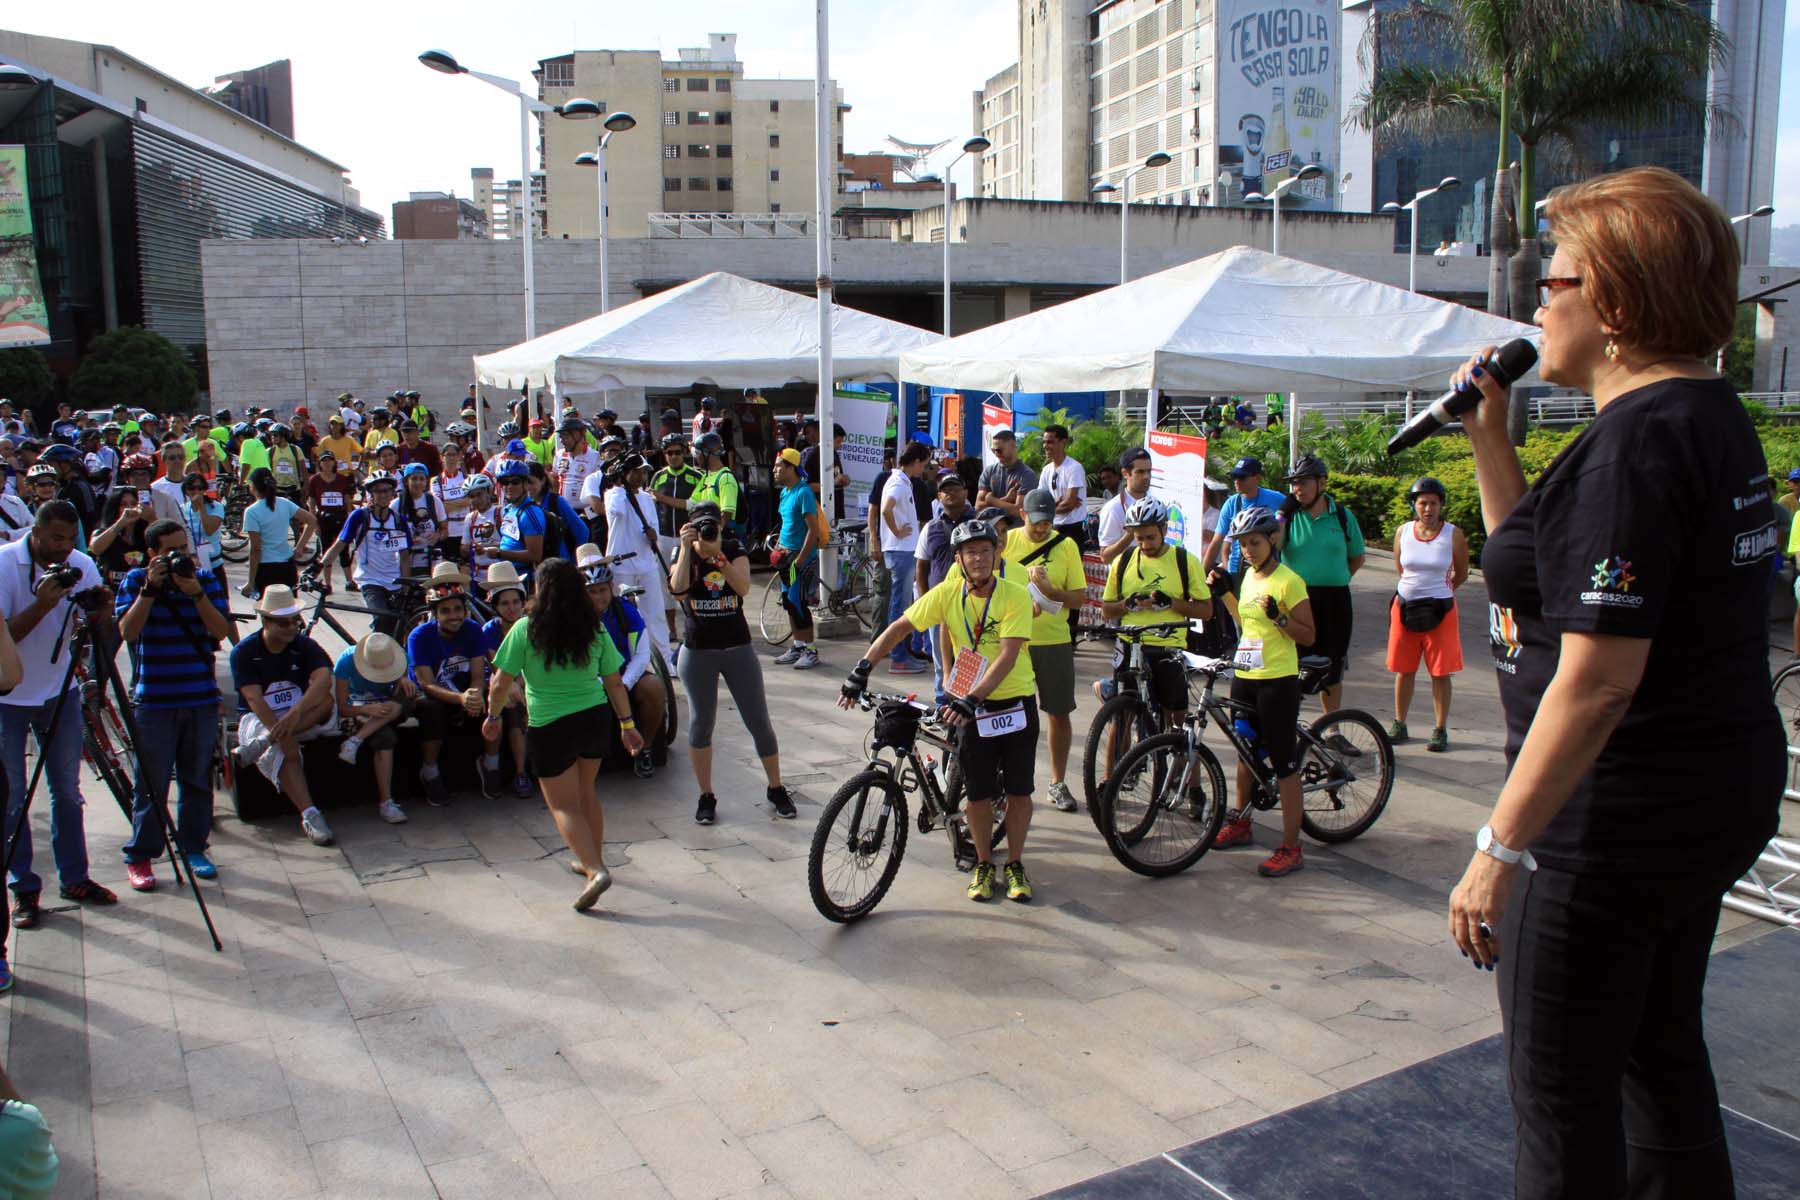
1408;476;1447;503
1289;454;1329;481
694;432;725;457
557;415;587;435
660;432;688;450
214;408;232;422
950;518;1000;549
1227;506;1283;540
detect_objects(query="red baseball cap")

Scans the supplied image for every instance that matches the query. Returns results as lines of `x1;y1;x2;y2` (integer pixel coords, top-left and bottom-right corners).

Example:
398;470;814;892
294;406;310;417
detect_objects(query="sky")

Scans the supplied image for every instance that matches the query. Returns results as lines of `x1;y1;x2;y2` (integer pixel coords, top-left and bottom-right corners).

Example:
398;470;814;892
18;1;1800;236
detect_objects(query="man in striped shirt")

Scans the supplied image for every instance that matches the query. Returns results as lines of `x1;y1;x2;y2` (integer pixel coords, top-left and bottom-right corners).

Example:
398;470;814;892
116;519;233;891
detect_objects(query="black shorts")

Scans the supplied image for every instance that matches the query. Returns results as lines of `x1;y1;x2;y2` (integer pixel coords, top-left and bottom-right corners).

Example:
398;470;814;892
525;706;608;778
956;695;1039;803
1229;675;1303;778
1305;584;1354;686
1117;645;1189;712
417;694;476;744
254;560;299;594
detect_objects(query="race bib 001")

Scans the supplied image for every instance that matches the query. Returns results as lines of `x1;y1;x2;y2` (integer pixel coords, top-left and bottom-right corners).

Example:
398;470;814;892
976;703;1026;739
1233;637;1264;671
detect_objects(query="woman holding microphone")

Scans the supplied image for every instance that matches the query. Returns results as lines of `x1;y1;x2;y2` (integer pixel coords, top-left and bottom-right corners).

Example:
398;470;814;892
1448;166;1782;1198
485;557;643;911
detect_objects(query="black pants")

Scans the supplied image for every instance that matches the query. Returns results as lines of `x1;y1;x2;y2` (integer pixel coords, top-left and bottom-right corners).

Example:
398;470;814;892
1499;846;1762;1200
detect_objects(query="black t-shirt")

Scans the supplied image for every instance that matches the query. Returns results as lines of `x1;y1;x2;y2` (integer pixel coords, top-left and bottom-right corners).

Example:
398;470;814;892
229;630;332;714
96;490;150;583
677;539;751;650
1481;377;1783;872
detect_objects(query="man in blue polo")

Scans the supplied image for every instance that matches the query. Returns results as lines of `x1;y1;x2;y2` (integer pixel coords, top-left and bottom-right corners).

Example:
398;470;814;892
1203;456;1286;597
117;518;234;890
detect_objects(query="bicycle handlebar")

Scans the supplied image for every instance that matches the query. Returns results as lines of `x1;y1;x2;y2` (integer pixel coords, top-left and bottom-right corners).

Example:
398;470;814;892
1085;621;1189;640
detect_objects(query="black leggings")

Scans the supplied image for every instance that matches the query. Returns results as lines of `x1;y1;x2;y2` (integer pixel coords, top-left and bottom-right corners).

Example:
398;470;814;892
253;560;299;595
1499;846;1765;1200
1228;674;1301;777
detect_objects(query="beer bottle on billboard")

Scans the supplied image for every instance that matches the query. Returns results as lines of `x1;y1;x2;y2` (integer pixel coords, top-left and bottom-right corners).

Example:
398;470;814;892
1264;86;1292;188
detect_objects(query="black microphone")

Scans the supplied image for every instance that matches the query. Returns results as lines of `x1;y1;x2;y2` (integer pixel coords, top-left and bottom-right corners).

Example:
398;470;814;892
1386;339;1538;456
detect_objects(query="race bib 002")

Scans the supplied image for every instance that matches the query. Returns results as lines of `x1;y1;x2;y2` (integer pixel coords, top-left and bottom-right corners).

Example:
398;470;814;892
975;703;1026;739
1233;637;1264;671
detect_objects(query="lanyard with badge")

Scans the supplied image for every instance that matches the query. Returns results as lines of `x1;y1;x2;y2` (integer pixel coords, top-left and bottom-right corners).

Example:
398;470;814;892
947;577;1025;736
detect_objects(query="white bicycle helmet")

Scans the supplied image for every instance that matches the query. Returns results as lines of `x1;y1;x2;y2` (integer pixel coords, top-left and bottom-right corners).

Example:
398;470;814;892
1124;497;1170;527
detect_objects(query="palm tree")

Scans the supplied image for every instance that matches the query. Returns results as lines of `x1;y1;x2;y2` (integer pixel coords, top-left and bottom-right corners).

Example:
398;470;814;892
1350;1;1729;436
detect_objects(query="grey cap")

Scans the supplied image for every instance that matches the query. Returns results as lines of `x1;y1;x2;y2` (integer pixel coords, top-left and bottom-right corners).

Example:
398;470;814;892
1021;487;1057;522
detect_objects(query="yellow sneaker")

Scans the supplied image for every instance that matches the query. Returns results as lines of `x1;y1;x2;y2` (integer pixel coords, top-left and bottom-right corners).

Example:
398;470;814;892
1004;861;1033;903
967;862;996;902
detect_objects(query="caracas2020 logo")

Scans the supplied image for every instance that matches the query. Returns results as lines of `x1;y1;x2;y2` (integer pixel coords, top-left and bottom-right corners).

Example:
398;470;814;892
1581;555;1645;609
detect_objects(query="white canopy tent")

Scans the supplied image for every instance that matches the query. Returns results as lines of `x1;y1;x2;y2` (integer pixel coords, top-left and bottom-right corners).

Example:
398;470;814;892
897;245;1542;465
472;270;941;393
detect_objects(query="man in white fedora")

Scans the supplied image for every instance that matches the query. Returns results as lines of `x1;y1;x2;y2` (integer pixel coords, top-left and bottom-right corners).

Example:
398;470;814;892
228;584;339;844
333;631;415;824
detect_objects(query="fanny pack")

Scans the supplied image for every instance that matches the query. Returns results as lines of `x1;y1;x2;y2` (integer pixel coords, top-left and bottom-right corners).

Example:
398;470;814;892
1397;594;1452;633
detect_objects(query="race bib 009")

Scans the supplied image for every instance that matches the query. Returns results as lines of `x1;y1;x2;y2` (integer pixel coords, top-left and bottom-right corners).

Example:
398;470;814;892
263;681;301;714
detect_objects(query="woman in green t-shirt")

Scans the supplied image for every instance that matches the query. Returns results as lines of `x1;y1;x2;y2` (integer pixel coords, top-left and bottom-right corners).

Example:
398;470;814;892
485;557;643;911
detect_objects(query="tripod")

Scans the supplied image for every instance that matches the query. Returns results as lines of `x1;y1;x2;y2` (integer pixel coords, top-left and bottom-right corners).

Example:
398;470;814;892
0;599;221;950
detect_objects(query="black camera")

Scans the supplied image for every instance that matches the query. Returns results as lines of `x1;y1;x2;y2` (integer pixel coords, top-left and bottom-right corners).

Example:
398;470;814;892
71;586;110;614
36;564;79;594
164;550;196;579
693;518;720;542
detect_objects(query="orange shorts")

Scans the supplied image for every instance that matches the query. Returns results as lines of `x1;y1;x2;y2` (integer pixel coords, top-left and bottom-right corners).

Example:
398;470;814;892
1385;596;1464;677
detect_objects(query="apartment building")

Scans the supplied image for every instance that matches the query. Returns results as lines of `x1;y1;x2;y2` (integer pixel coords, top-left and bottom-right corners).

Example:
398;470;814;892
527;34;848;239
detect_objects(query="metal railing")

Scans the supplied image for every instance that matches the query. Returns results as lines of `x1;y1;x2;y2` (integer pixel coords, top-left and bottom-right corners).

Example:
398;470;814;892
647;212;839;239
1141;391;1800;433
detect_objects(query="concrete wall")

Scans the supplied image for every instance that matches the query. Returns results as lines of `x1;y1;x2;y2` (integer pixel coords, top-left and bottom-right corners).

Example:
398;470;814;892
203;233;1800;413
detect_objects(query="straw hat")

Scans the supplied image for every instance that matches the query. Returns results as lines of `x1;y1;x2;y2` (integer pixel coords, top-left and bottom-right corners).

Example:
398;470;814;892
574;543;606;570
484;561;526;597
425;561;468;605
256;585;302;618
352;633;407;684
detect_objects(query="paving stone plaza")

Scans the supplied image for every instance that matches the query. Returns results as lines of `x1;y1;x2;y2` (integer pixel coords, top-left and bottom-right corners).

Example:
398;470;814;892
3;554;1789;1199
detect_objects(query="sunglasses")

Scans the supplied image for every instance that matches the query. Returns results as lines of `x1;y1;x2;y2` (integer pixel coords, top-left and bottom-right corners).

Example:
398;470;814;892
261;615;301;628
1536;276;1581;307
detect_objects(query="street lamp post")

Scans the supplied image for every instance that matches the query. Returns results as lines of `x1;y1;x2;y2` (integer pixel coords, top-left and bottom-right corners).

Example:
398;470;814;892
1242;162;1324;257
940;135;991;336
1730;204;1776;265
1380;175;1460;291
572;111;638;314
1091;151;1173;285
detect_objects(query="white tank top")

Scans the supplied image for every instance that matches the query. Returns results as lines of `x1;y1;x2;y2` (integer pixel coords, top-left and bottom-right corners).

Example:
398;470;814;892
1396;520;1456;601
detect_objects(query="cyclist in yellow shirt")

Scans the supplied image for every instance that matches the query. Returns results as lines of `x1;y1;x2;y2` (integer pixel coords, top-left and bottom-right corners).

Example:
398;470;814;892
317;415;363;477
1210;506;1316;878
1101;497;1213;726
840;519;1040;903
362;410;400;458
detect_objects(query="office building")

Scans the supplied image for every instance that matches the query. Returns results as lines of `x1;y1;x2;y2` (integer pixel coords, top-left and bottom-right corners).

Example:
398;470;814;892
529;33;848;239
393;191;488;240
971;64;1021;198
203;58;295;139
0;29;380;372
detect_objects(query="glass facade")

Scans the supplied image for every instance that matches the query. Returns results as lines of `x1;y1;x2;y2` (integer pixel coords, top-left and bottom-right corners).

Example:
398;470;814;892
1370;0;1708;253
131;125;382;350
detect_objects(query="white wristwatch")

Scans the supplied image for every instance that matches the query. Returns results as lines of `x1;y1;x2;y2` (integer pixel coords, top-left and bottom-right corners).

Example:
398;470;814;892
1476;825;1537;871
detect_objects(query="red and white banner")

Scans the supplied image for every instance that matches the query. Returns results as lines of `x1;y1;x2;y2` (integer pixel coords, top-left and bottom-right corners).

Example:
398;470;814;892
1146;429;1210;548
981;403;1011;470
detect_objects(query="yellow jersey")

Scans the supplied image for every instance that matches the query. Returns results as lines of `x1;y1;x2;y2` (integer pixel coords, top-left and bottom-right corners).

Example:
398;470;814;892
1103;543;1210;648
1235;562;1309;680
904;573;1036;701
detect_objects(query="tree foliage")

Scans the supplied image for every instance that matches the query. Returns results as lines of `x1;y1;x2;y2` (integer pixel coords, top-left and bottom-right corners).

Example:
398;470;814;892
69;326;197;415
0;347;54;409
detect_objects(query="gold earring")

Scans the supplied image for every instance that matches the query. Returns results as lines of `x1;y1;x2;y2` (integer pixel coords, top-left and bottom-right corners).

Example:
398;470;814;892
1604;338;1620;363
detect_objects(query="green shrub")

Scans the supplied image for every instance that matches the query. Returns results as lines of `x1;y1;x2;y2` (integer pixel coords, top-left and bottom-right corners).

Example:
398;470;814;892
1325;475;1408;545
70;326;197;415
0;347;54;409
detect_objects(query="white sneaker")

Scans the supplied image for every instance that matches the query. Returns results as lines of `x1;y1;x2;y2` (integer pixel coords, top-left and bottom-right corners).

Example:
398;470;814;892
337;737;363;765
1047;781;1078;812
378;799;407;825
301;810;335;846
793;646;820;670
773;645;803;666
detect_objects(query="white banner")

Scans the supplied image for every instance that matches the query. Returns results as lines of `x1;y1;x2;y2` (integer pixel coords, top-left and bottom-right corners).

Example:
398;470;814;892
1215;2;1340;209
835;391;889;523
1147;429;1210;548
981;403;1011;471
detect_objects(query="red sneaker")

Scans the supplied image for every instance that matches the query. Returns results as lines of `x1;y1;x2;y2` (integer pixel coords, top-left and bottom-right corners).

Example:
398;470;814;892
125;862;156;892
1258;844;1305;878
1211;817;1253;849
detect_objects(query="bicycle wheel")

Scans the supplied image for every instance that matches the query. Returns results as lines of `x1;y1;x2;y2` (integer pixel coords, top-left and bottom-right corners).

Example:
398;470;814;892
292;537;319;567
940;760;1007;872
651;649;678;748
1772;661;1800;802
1098;731;1227;878
841;558;882;631
807;770;909;923
1298;708;1395;844
81;720;135;813
759;573;793;646
1081;692;1158;825
218;530;249;563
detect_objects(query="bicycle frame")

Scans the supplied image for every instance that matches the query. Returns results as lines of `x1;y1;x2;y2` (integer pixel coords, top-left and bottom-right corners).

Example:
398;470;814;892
1187;665;1345;809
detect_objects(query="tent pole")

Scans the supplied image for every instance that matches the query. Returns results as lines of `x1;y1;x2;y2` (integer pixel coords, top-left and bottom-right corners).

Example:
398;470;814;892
1145;386;1159;435
1288;392;1299;470
815;0;837;587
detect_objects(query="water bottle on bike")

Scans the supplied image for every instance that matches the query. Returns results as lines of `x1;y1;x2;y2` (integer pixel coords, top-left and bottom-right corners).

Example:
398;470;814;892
1232;717;1271;768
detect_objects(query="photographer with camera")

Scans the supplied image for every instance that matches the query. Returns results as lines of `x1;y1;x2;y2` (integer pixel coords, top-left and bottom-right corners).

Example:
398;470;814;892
115;520;232;891
669;503;792;824
0;502;113;929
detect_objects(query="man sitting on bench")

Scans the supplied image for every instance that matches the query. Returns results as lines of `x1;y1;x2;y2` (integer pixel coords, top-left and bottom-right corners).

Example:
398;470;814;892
230;585;338;846
406;561;490;806
577;543;665;778
334;631;414;825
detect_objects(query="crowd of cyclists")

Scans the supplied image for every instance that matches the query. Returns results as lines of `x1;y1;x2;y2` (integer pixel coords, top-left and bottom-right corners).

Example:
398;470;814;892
0;388;1467;921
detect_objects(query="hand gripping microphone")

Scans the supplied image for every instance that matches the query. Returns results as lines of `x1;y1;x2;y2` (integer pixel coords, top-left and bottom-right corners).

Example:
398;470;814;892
1386;338;1539;456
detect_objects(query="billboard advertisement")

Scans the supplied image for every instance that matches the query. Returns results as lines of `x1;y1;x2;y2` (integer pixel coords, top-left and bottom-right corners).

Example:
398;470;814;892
0;146;49;347
835;389;889;523
1215;2;1339;210
1146;429;1210;549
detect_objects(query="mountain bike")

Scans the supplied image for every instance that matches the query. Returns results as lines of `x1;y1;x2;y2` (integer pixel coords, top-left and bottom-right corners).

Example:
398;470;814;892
218;482;252;564
1097;654;1394;878
618;582;680;750
1079;621;1192;824
807;691;1006;923
759;522;882;645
